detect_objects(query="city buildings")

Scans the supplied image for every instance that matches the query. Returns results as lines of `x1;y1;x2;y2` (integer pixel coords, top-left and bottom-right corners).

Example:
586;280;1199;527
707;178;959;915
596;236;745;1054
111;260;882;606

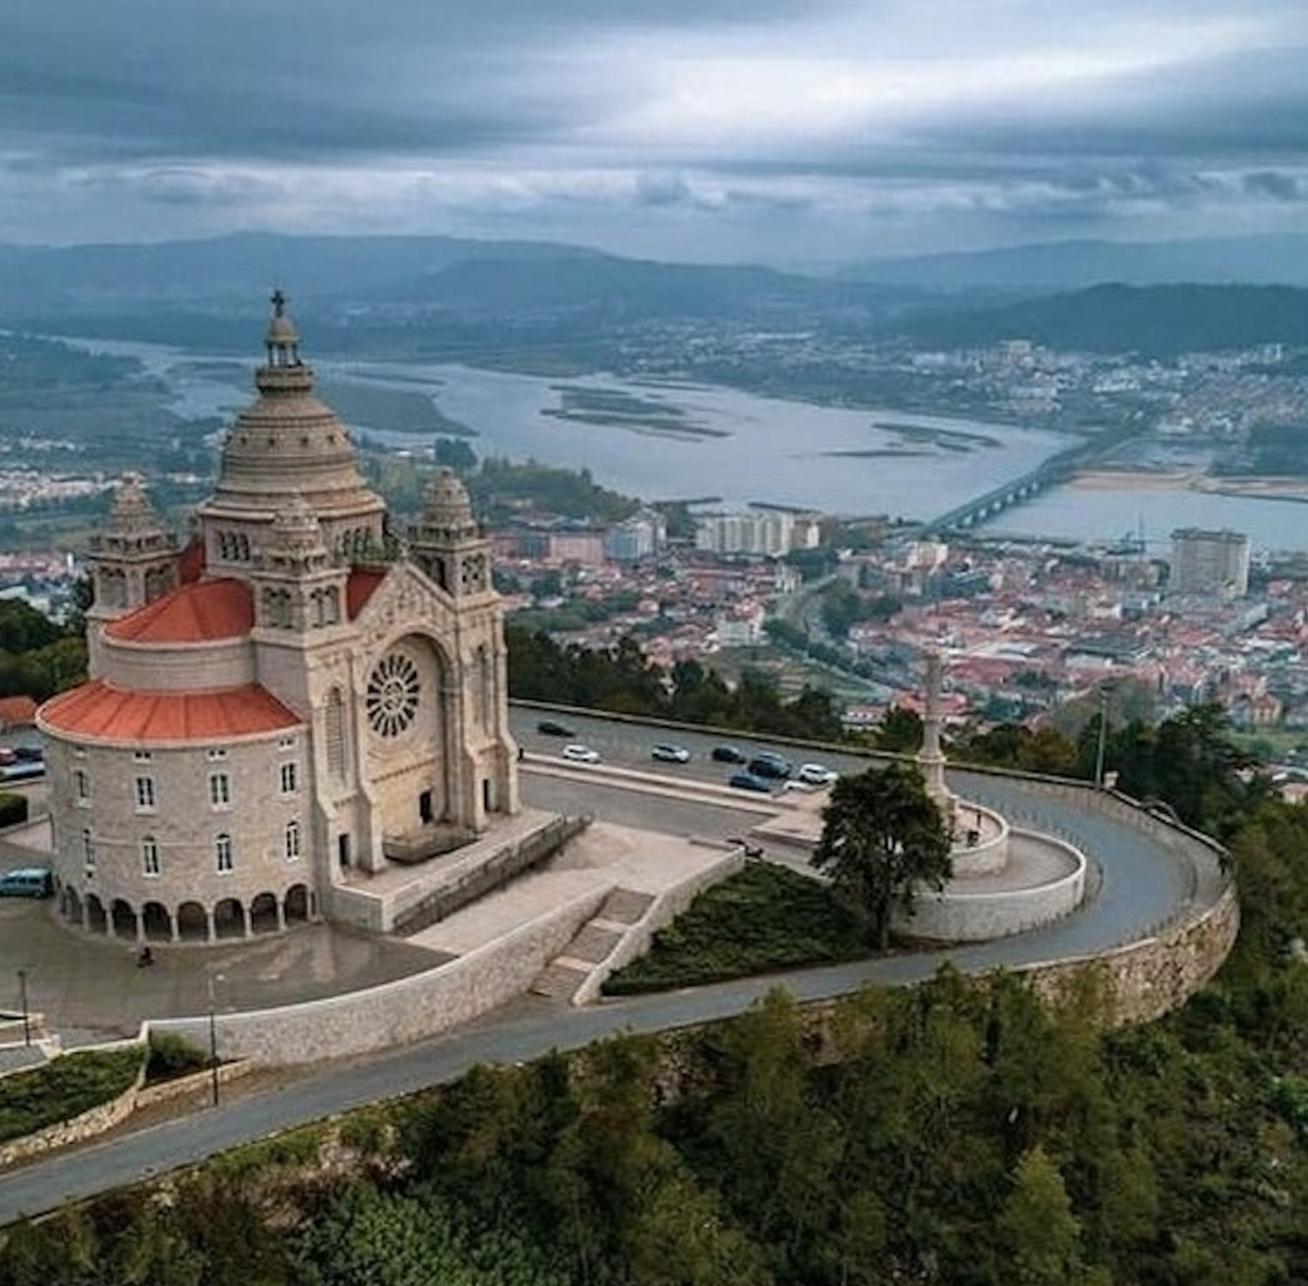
694;509;820;557
1171;528;1251;598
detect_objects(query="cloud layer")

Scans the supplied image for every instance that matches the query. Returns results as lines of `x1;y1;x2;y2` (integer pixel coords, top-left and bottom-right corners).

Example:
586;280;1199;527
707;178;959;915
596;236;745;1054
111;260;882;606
3;0;1307;259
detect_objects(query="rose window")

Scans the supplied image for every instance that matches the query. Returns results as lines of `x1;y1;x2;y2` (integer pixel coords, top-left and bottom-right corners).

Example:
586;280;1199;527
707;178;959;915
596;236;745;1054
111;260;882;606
366;652;421;738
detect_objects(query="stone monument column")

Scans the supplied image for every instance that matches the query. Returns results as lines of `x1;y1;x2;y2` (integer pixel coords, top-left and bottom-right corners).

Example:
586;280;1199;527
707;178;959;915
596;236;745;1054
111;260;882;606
918;651;954;827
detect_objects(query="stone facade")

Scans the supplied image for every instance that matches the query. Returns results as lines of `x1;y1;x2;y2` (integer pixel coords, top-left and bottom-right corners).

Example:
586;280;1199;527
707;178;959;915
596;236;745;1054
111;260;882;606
38;294;519;946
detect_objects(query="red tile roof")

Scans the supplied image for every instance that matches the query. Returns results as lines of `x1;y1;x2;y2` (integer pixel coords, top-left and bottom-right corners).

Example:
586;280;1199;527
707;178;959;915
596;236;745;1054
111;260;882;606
0;695;38;728
40;680;301;743
347;567;386;619
178;536;206;585
105;577;254;644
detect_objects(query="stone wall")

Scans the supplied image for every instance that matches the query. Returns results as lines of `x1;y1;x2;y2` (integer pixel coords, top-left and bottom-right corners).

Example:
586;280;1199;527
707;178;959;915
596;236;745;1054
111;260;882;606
152;884;610;1065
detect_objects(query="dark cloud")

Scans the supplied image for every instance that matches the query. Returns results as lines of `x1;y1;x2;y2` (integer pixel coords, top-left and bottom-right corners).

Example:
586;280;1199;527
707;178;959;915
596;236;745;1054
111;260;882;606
1;0;1307;255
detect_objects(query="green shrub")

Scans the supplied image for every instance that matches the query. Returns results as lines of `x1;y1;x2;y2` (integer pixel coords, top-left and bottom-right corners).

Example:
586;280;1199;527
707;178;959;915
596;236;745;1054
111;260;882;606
0;1046;143;1144
0;791;29;828
603;862;869;995
145;1032;208;1085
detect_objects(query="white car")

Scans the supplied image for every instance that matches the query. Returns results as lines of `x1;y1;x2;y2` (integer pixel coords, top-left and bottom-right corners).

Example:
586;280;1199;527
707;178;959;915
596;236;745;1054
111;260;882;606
796;762;838;787
562;744;601;764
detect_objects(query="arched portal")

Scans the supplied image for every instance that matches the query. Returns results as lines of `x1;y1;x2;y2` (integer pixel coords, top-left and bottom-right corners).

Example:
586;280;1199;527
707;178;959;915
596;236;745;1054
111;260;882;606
249;891;279;934
142;901;172;942
85;893;108;935
284;883;309;924
63;887;83;924
213;898;246;940
365;633;461;862
177;901;208;942
110;898;138;940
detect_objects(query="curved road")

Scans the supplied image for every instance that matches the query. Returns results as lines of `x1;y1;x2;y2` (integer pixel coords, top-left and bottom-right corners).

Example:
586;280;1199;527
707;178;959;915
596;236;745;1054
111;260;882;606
0;709;1220;1226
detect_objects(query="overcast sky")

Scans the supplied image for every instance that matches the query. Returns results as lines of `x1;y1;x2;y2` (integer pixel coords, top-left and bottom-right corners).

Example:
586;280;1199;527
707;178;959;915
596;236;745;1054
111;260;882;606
3;0;1308;261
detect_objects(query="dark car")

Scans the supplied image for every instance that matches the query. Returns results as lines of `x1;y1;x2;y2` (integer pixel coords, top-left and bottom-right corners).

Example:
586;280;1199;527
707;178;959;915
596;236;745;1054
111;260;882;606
748;754;793;780
711;744;747;764
12;746;43;763
536;720;575;737
729;772;773;794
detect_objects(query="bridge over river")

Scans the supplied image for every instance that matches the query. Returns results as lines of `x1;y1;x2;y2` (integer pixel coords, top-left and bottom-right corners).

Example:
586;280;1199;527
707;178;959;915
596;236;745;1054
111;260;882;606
918;421;1138;538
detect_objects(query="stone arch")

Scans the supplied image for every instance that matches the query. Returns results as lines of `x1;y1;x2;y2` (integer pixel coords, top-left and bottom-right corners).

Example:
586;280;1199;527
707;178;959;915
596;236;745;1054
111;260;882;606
110;898;137;940
141;901;172;942
85;893;107;935
249;891;279;934
284;883;309;924
213;897;246;939
177;900;208;943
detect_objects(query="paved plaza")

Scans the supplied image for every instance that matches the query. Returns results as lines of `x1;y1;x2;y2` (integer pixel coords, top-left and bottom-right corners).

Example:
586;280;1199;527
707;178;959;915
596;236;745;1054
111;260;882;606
0;900;443;1042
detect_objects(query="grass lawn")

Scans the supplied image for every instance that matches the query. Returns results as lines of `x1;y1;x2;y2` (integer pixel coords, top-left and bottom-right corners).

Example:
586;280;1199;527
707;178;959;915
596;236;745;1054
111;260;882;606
0;1046;143;1145
602;862;871;996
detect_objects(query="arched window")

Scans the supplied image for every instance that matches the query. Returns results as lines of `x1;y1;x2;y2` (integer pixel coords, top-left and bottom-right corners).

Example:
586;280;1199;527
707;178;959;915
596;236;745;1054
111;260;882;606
141;835;160;877
82;827;95;871
325;687;346;780
284;819;301;862
215;833;233;874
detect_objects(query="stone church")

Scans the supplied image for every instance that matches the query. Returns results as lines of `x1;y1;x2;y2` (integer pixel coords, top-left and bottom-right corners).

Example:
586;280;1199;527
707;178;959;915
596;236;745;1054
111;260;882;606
38;294;518;944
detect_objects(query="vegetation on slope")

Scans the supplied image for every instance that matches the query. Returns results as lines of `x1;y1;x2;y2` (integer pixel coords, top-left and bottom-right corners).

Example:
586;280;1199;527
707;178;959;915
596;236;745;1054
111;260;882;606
604;863;868;996
0;1048;142;1146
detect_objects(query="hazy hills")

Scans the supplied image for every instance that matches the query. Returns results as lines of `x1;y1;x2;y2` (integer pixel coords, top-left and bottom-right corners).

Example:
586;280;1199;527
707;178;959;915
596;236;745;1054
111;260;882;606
836;234;1308;292
901;283;1308;356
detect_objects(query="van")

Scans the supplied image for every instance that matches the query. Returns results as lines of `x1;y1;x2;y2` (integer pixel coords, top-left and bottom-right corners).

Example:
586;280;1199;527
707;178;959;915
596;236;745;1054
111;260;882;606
0;867;52;899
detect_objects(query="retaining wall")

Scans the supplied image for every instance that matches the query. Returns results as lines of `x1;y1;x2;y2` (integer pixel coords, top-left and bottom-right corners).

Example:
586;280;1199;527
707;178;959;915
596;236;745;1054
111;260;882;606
152;885;611;1065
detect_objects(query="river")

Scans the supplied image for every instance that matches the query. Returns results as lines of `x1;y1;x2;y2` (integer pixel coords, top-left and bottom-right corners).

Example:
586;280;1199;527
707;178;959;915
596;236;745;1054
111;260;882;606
48;335;1308;550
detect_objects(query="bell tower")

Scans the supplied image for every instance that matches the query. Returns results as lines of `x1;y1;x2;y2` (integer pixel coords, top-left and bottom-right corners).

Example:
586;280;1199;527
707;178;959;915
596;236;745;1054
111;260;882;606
86;474;179;626
408;469;492;600
250;494;348;634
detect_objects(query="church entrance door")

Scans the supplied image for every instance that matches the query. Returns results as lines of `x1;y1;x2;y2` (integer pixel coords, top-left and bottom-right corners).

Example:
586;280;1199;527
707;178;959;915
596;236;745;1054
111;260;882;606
419;789;434;825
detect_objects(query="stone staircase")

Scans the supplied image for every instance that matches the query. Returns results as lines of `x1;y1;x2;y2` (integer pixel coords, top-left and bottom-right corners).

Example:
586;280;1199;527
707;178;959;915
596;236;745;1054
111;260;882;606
530;888;656;1003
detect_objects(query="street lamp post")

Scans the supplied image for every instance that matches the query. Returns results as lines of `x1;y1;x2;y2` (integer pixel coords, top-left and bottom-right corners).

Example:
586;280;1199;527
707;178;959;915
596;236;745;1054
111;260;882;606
206;972;224;1107
1094;682;1114;790
16;969;30;1047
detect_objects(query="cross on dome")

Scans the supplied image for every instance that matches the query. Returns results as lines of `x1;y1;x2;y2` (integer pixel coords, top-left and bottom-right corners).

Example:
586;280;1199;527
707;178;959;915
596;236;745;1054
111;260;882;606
264;288;302;368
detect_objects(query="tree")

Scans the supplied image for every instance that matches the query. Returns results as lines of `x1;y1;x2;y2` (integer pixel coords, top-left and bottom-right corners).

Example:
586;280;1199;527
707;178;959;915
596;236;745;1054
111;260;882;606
875;706;922;754
811;764;952;951
997;1147;1089;1286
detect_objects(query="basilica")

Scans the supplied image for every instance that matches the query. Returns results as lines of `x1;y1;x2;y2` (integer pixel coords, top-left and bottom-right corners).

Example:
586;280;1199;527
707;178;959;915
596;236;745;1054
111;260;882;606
38;295;519;944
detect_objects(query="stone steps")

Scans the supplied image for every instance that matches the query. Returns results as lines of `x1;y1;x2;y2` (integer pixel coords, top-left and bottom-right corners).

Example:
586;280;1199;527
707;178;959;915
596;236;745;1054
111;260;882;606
529;886;656;1003
598;889;655;925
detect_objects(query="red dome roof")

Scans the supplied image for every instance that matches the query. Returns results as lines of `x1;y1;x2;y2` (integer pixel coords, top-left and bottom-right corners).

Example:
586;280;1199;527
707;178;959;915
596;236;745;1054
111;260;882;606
105;577;254;644
40;680;301;743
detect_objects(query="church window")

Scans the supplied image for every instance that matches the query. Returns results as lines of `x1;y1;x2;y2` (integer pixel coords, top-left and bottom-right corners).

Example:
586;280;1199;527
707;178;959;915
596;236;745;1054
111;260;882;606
133;750;152;763
279;736;297;751
141;836;160;877
82;827;95;872
279;761;298;795
365;651;421;738
215;833;233;874
209;772;231;808
284;819;301;862
134;775;156;812
206;747;228;762
74;768;91;805
326;688;346;779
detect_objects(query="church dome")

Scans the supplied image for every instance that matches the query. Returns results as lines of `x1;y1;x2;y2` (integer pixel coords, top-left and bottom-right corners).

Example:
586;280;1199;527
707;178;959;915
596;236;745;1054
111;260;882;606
200;293;385;525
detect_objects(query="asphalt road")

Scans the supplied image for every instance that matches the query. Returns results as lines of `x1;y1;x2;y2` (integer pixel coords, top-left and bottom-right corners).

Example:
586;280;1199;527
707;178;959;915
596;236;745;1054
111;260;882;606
0;708;1218;1225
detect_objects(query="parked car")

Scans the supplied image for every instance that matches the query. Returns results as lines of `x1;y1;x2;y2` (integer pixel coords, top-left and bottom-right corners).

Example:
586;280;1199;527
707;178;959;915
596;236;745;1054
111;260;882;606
11;746;43;763
651;744;691;764
711;744;747;764
1;762;44;782
748;754;793;780
796;762;838;786
537;720;575;737
562;743;601;764
729;772;773;794
0;867;52;898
